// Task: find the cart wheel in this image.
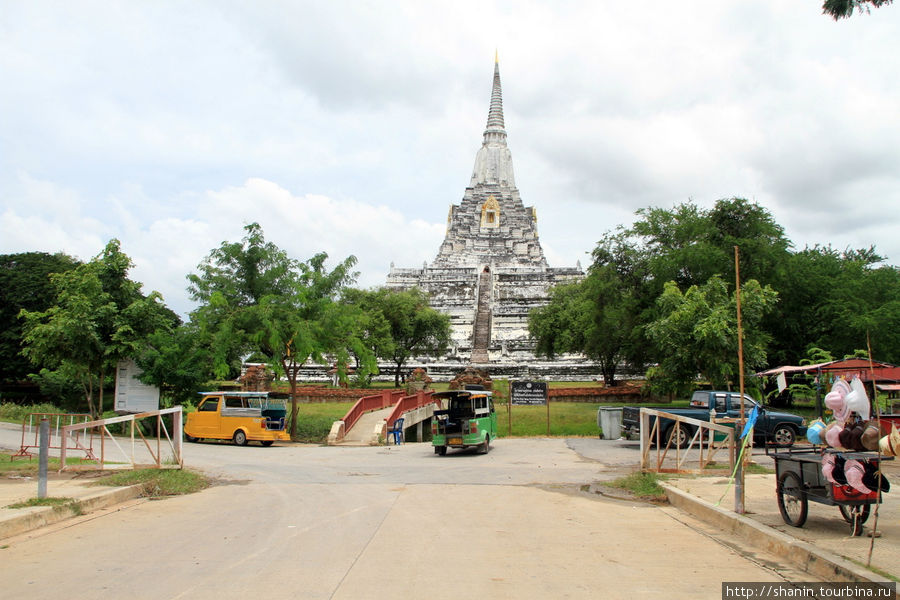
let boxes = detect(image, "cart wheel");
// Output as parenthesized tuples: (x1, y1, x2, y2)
(839, 504, 871, 526)
(777, 471, 808, 527)
(851, 512, 865, 537)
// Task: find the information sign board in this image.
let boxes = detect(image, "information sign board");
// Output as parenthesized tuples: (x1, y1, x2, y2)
(510, 381, 548, 406)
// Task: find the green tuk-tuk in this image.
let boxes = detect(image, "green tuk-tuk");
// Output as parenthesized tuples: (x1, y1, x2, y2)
(431, 389, 497, 455)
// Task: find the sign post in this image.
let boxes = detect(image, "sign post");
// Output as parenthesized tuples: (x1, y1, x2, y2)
(511, 381, 549, 435)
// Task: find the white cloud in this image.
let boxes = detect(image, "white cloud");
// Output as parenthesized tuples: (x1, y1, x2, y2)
(2, 0, 900, 315)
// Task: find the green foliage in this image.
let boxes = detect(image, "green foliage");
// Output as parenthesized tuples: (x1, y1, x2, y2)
(134, 322, 212, 405)
(188, 223, 365, 439)
(823, 0, 893, 19)
(608, 472, 669, 501)
(646, 276, 778, 393)
(0, 252, 79, 384)
(19, 240, 175, 416)
(359, 287, 450, 387)
(772, 246, 900, 364)
(0, 401, 65, 423)
(92, 468, 209, 496)
(7, 497, 76, 509)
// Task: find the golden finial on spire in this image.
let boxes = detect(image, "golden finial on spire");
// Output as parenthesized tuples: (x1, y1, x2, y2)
(495, 49, 499, 64)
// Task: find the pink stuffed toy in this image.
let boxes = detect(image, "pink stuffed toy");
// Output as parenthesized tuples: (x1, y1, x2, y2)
(825, 379, 851, 423)
(824, 421, 846, 450)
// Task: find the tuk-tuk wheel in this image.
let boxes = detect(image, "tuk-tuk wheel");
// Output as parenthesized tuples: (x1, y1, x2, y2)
(435, 445, 447, 456)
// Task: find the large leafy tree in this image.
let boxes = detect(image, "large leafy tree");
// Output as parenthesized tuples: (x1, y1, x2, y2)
(369, 287, 450, 387)
(188, 223, 364, 438)
(0, 252, 79, 385)
(630, 198, 790, 295)
(645, 276, 778, 396)
(20, 241, 173, 416)
(339, 288, 394, 385)
(529, 267, 642, 386)
(771, 246, 900, 365)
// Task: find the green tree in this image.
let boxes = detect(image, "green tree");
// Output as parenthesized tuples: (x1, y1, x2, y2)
(0, 252, 79, 385)
(340, 288, 394, 386)
(188, 224, 363, 438)
(645, 276, 778, 395)
(529, 268, 642, 386)
(250, 252, 362, 437)
(369, 287, 450, 387)
(773, 246, 900, 365)
(20, 241, 173, 416)
(135, 322, 212, 405)
(823, 0, 892, 19)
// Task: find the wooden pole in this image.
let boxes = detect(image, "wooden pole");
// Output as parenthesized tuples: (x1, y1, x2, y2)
(735, 246, 746, 514)
(866, 332, 881, 566)
(546, 397, 551, 437)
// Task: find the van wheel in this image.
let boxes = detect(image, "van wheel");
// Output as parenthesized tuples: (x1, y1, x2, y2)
(233, 430, 248, 446)
(185, 433, 198, 443)
(260, 440, 274, 447)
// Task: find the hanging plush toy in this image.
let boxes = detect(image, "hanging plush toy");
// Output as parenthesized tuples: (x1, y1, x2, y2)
(825, 379, 852, 423)
(806, 419, 826, 445)
(824, 420, 847, 450)
(846, 376, 871, 420)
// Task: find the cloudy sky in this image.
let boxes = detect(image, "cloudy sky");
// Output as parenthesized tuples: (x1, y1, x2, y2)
(2, 1, 899, 317)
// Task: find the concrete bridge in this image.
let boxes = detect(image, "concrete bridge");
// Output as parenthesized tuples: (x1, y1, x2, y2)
(327, 389, 442, 446)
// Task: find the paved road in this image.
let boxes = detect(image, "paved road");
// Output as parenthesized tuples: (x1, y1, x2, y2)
(1, 428, 812, 599)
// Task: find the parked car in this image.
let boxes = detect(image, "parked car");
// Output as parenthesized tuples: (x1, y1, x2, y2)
(431, 389, 497, 455)
(184, 391, 290, 446)
(622, 390, 807, 448)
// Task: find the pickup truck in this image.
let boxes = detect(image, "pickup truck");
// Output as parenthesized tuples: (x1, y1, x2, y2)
(622, 390, 807, 448)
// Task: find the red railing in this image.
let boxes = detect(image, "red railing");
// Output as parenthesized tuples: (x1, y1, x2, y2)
(341, 390, 404, 435)
(384, 390, 440, 432)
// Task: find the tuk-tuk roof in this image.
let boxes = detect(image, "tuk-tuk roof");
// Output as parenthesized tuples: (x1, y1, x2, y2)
(431, 390, 492, 399)
(198, 391, 269, 396)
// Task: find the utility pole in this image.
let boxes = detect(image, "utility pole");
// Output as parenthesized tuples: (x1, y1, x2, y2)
(735, 246, 746, 514)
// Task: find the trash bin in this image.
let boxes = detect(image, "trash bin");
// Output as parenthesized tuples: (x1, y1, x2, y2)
(597, 407, 623, 440)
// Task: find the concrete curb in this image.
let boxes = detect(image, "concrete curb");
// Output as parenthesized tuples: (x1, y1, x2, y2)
(661, 482, 889, 584)
(0, 484, 143, 541)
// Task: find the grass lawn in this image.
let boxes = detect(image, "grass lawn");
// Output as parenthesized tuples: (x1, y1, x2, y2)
(0, 451, 91, 475)
(291, 401, 356, 442)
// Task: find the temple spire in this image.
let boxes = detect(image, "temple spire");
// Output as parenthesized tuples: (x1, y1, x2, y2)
(471, 57, 515, 187)
(484, 56, 506, 141)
